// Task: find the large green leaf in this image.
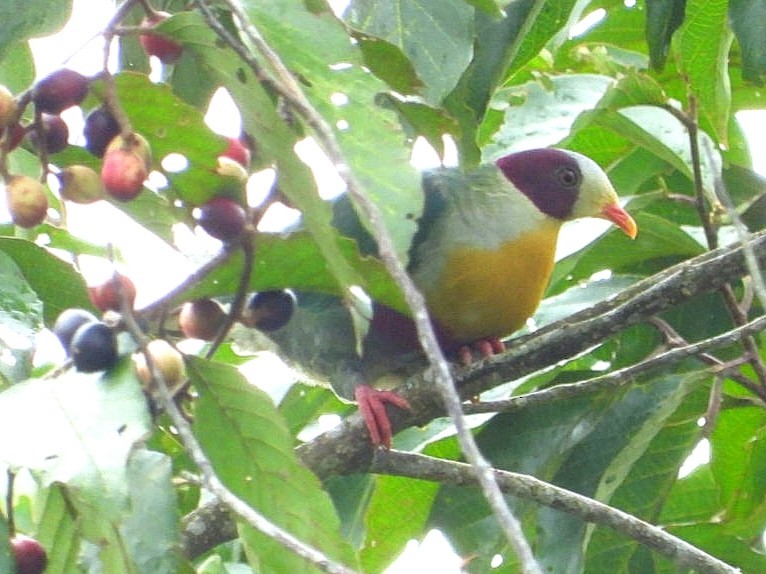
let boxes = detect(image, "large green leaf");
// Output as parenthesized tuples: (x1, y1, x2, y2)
(730, 0, 766, 83)
(345, 0, 474, 104)
(0, 0, 72, 59)
(190, 357, 356, 573)
(645, 0, 687, 70)
(36, 485, 81, 574)
(0, 237, 92, 325)
(675, 0, 732, 144)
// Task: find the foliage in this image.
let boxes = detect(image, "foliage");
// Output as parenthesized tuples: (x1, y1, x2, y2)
(0, 0, 765, 573)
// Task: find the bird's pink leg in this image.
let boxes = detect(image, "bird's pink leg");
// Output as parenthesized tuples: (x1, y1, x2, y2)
(355, 385, 412, 449)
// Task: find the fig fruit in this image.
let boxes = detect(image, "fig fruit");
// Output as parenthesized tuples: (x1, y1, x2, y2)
(134, 339, 186, 388)
(11, 534, 48, 574)
(139, 12, 183, 64)
(197, 196, 247, 243)
(0, 84, 17, 129)
(241, 290, 297, 331)
(29, 113, 69, 154)
(32, 68, 89, 114)
(70, 321, 118, 373)
(5, 175, 48, 228)
(52, 308, 98, 353)
(88, 273, 137, 312)
(57, 165, 105, 204)
(179, 298, 226, 341)
(101, 148, 147, 202)
(84, 107, 120, 157)
(221, 137, 251, 168)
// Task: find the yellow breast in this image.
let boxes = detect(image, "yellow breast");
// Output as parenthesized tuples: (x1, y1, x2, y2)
(421, 220, 561, 343)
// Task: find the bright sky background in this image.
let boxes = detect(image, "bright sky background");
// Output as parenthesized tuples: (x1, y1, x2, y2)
(15, 1, 766, 571)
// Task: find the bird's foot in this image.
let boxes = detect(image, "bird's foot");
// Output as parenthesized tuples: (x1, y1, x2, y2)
(458, 337, 506, 365)
(355, 385, 411, 449)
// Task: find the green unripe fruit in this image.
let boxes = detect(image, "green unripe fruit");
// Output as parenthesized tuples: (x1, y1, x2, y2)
(58, 165, 106, 204)
(5, 175, 48, 228)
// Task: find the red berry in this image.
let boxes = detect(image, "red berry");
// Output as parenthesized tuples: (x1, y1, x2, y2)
(29, 113, 69, 154)
(84, 107, 120, 157)
(139, 12, 183, 64)
(197, 196, 247, 243)
(241, 290, 297, 331)
(88, 273, 137, 312)
(101, 148, 148, 202)
(32, 69, 89, 114)
(179, 298, 227, 340)
(4, 123, 25, 151)
(5, 175, 48, 228)
(11, 535, 48, 574)
(221, 137, 251, 168)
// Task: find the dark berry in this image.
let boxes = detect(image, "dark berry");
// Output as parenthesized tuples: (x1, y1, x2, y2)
(241, 290, 296, 331)
(29, 113, 69, 154)
(83, 107, 120, 157)
(197, 196, 247, 243)
(52, 308, 98, 354)
(5, 175, 48, 228)
(70, 321, 118, 372)
(139, 12, 184, 64)
(179, 298, 227, 341)
(88, 273, 137, 312)
(11, 535, 48, 574)
(32, 69, 89, 114)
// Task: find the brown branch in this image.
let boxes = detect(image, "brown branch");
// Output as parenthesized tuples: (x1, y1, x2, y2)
(181, 228, 766, 560)
(370, 451, 739, 574)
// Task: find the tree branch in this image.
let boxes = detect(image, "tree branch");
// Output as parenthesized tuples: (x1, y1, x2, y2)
(181, 229, 766, 560)
(370, 450, 739, 574)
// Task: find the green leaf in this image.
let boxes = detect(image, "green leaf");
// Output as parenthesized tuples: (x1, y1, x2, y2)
(360, 475, 440, 572)
(0, 517, 11, 574)
(190, 357, 356, 573)
(484, 74, 615, 159)
(675, 0, 732, 143)
(37, 485, 82, 574)
(0, 0, 72, 59)
(0, 237, 92, 325)
(345, 0, 475, 104)
(0, 249, 43, 383)
(645, 0, 687, 70)
(0, 360, 152, 529)
(730, 0, 766, 84)
(0, 42, 34, 93)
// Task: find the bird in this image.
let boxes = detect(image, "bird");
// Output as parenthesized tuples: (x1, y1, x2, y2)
(265, 148, 637, 448)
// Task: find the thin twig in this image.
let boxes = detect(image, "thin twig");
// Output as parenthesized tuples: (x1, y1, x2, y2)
(371, 451, 739, 574)
(120, 311, 359, 574)
(210, 1, 542, 570)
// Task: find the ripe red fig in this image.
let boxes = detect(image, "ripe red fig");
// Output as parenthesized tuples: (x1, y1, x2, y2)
(179, 298, 227, 341)
(134, 339, 186, 388)
(197, 196, 247, 243)
(57, 165, 105, 204)
(11, 534, 48, 574)
(139, 12, 183, 64)
(88, 273, 137, 312)
(241, 290, 297, 331)
(84, 107, 120, 157)
(29, 113, 69, 154)
(105, 133, 152, 168)
(0, 84, 17, 129)
(101, 148, 148, 202)
(3, 123, 25, 151)
(221, 137, 251, 168)
(32, 68, 89, 114)
(5, 175, 48, 228)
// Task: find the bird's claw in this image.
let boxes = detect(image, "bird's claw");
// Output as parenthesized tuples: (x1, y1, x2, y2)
(355, 385, 411, 449)
(458, 337, 506, 365)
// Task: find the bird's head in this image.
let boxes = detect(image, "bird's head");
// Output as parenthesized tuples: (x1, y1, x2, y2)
(495, 148, 637, 238)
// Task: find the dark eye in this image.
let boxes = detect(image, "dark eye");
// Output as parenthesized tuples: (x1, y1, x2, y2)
(556, 166, 579, 187)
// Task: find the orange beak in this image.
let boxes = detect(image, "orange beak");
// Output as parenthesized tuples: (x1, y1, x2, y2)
(601, 203, 637, 239)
